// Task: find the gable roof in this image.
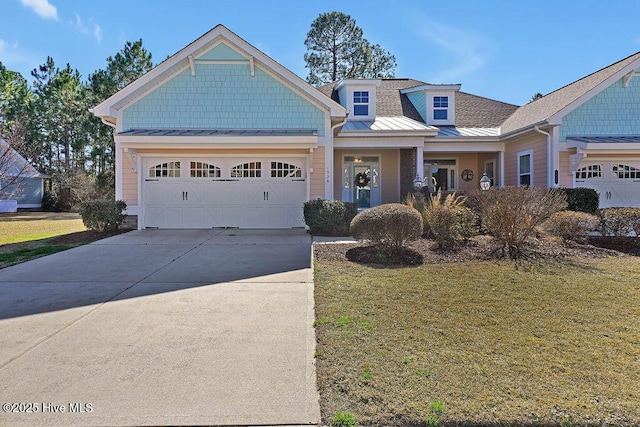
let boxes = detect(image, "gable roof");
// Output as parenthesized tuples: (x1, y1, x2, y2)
(319, 79, 518, 128)
(0, 139, 45, 178)
(91, 25, 346, 122)
(501, 51, 640, 135)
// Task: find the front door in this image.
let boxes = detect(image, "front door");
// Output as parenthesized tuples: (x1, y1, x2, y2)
(342, 156, 381, 208)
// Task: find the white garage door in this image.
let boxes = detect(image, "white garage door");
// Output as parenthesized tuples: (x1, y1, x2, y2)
(143, 158, 307, 228)
(574, 161, 640, 208)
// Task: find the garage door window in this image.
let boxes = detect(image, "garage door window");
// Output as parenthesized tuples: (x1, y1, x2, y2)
(271, 161, 302, 178)
(613, 164, 640, 179)
(190, 161, 221, 178)
(149, 161, 180, 178)
(575, 164, 602, 179)
(231, 162, 261, 178)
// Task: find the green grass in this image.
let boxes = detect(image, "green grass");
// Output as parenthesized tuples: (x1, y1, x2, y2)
(0, 245, 74, 263)
(0, 212, 85, 244)
(314, 257, 640, 426)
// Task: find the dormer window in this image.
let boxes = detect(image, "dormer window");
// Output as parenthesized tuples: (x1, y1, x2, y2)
(433, 96, 448, 120)
(334, 79, 380, 121)
(353, 91, 369, 116)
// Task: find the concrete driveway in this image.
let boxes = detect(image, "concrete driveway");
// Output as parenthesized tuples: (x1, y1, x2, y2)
(0, 229, 319, 426)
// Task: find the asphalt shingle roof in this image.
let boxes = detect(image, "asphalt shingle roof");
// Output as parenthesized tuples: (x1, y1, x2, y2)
(318, 79, 518, 129)
(500, 51, 640, 134)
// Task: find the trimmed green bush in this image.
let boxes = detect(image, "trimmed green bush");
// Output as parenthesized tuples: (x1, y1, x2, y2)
(598, 207, 640, 237)
(303, 199, 357, 235)
(41, 190, 60, 212)
(560, 187, 599, 214)
(350, 203, 422, 250)
(543, 211, 599, 242)
(79, 199, 127, 231)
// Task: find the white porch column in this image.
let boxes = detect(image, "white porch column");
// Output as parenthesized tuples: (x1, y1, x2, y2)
(416, 145, 424, 180)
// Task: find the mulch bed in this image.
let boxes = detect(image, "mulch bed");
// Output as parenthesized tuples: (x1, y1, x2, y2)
(47, 228, 133, 245)
(314, 234, 631, 265)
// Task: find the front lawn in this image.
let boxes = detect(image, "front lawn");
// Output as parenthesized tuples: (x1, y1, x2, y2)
(314, 256, 640, 426)
(0, 212, 86, 244)
(0, 212, 129, 268)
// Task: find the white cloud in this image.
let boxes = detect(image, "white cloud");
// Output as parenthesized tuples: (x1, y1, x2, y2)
(93, 24, 103, 43)
(20, 0, 58, 21)
(413, 18, 495, 83)
(70, 13, 102, 43)
(0, 39, 40, 78)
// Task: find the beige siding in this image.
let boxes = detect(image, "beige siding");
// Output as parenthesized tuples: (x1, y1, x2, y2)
(121, 152, 138, 206)
(504, 133, 547, 187)
(477, 152, 500, 187)
(334, 149, 400, 203)
(310, 146, 325, 199)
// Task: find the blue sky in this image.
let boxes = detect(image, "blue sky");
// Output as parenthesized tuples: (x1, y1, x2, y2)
(2, 0, 640, 105)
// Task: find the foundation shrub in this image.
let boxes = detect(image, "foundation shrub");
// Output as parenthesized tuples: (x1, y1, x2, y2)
(543, 211, 599, 242)
(421, 191, 478, 249)
(475, 187, 567, 258)
(598, 207, 640, 237)
(79, 199, 127, 232)
(303, 199, 357, 235)
(561, 187, 600, 214)
(350, 203, 422, 251)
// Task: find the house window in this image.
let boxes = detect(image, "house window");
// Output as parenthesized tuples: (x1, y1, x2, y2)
(271, 161, 302, 178)
(433, 96, 448, 120)
(575, 164, 602, 180)
(518, 151, 532, 186)
(353, 91, 369, 116)
(613, 164, 640, 179)
(149, 161, 180, 178)
(190, 161, 221, 178)
(231, 162, 261, 178)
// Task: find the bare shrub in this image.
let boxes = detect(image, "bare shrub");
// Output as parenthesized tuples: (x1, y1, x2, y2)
(475, 187, 567, 258)
(350, 203, 422, 251)
(543, 211, 599, 242)
(598, 207, 640, 237)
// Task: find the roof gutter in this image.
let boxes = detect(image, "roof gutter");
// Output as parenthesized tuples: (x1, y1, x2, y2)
(533, 125, 554, 188)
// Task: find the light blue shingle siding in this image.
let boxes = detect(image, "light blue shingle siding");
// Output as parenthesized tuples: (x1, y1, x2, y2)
(122, 64, 325, 135)
(406, 91, 426, 122)
(560, 77, 640, 141)
(0, 177, 43, 206)
(199, 43, 247, 60)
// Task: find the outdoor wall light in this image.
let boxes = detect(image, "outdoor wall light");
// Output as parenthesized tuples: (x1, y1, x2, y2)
(413, 175, 423, 190)
(479, 173, 491, 191)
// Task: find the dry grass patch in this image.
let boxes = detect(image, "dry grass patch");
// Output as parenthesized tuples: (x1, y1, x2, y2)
(314, 258, 640, 426)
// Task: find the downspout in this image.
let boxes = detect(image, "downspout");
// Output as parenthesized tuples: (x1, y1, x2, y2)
(329, 114, 348, 201)
(533, 125, 552, 188)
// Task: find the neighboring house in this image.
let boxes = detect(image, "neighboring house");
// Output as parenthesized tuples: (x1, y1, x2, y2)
(0, 139, 46, 212)
(91, 25, 640, 229)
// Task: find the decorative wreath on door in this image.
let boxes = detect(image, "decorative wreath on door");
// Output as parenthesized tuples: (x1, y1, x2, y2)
(354, 172, 370, 188)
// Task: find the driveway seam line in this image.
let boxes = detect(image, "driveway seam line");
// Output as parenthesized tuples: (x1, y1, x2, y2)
(0, 233, 224, 370)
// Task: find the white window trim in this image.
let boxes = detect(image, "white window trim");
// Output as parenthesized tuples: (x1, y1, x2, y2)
(517, 150, 533, 187)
